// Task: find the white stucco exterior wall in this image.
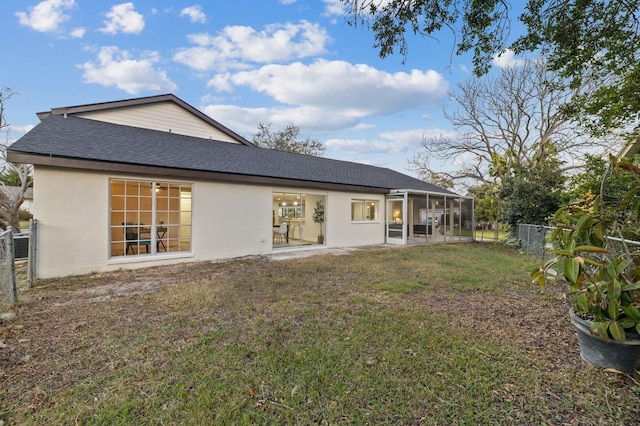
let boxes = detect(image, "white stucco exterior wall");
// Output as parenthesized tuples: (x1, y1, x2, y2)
(32, 168, 390, 279)
(325, 192, 386, 248)
(34, 167, 112, 278)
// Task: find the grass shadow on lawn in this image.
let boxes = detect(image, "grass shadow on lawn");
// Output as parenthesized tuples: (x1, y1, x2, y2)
(1, 242, 639, 424)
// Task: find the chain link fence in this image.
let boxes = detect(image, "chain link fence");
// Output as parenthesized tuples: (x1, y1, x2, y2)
(516, 223, 640, 262)
(516, 224, 553, 260)
(0, 227, 17, 309)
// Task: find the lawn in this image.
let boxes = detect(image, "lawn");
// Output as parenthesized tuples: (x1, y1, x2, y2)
(1, 243, 639, 424)
(474, 228, 508, 242)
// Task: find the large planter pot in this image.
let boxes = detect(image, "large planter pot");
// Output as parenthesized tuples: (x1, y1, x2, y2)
(569, 309, 640, 376)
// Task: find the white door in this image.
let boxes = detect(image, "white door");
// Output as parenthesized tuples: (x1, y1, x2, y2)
(386, 195, 406, 244)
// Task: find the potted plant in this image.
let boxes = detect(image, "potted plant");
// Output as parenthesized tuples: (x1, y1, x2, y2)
(313, 200, 325, 244)
(532, 156, 640, 376)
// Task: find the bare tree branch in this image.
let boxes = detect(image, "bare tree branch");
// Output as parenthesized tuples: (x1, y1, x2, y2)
(0, 86, 32, 231)
(411, 59, 617, 189)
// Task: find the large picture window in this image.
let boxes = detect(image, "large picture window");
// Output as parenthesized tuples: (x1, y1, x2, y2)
(110, 179, 192, 257)
(351, 200, 379, 221)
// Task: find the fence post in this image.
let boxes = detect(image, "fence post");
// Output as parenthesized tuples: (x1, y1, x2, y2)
(7, 226, 17, 304)
(27, 218, 36, 288)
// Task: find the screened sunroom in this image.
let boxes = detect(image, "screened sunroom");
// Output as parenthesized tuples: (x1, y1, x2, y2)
(386, 190, 475, 245)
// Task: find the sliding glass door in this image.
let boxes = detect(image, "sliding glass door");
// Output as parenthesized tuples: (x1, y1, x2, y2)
(272, 192, 326, 248)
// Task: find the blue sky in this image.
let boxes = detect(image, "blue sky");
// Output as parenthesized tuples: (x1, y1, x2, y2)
(2, 0, 521, 178)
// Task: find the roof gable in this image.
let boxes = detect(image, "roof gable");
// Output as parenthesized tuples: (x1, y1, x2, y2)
(35, 94, 253, 146)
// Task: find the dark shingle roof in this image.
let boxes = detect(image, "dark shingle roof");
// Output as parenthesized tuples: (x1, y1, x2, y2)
(8, 114, 457, 195)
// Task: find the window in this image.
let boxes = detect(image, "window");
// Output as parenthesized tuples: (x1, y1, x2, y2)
(110, 179, 192, 257)
(351, 200, 379, 221)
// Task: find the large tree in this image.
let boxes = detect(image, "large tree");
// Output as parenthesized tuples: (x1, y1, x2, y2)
(343, 0, 640, 132)
(408, 59, 610, 189)
(499, 159, 565, 229)
(252, 122, 326, 157)
(0, 87, 32, 232)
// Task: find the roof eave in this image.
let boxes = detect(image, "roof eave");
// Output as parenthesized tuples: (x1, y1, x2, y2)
(6, 151, 391, 195)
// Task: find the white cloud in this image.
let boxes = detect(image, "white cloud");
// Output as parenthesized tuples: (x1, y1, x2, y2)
(100, 3, 145, 35)
(180, 5, 206, 23)
(70, 27, 86, 38)
(326, 128, 457, 155)
(15, 0, 75, 33)
(322, 0, 347, 16)
(201, 60, 448, 142)
(173, 20, 330, 71)
(208, 59, 448, 116)
(6, 125, 36, 144)
(492, 49, 526, 68)
(79, 46, 177, 94)
(202, 103, 361, 137)
(452, 150, 478, 168)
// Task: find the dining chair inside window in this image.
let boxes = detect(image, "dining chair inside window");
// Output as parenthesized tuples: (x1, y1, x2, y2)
(123, 222, 151, 254)
(156, 226, 167, 252)
(274, 223, 287, 243)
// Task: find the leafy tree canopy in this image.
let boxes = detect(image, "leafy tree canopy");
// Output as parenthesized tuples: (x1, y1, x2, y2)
(499, 159, 565, 228)
(0, 167, 32, 187)
(562, 153, 640, 239)
(467, 183, 500, 223)
(343, 0, 640, 131)
(252, 123, 326, 157)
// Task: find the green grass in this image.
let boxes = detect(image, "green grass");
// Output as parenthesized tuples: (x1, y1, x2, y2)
(2, 243, 639, 425)
(474, 228, 508, 241)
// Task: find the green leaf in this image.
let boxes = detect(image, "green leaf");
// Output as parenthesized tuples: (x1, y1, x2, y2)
(563, 257, 580, 284)
(575, 214, 592, 234)
(608, 322, 626, 342)
(614, 259, 633, 275)
(622, 304, 640, 321)
(530, 267, 547, 286)
(619, 317, 636, 329)
(574, 245, 609, 253)
(593, 222, 605, 241)
(575, 294, 589, 314)
(591, 321, 610, 341)
(622, 281, 640, 292)
(582, 258, 604, 268)
(607, 298, 620, 320)
(632, 197, 640, 220)
(606, 279, 622, 302)
(618, 187, 639, 210)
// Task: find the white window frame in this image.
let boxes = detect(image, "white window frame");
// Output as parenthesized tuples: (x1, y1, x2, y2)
(109, 178, 192, 258)
(351, 199, 380, 222)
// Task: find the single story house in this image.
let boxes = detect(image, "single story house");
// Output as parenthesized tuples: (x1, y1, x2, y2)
(7, 94, 474, 278)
